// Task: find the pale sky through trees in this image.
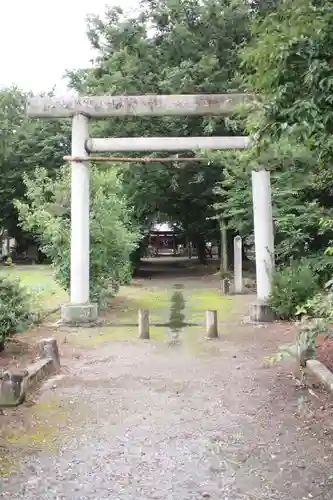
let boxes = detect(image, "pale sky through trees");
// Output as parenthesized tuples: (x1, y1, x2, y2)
(0, 0, 136, 94)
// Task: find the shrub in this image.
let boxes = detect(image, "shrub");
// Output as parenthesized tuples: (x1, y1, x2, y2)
(169, 291, 186, 331)
(268, 261, 319, 320)
(15, 166, 140, 306)
(0, 275, 32, 349)
(296, 291, 333, 319)
(305, 253, 333, 287)
(266, 317, 333, 369)
(295, 276, 333, 319)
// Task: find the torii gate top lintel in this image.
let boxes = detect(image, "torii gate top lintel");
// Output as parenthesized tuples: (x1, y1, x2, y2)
(26, 93, 254, 119)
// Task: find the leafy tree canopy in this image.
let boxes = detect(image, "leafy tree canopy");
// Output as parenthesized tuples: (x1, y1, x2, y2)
(213, 0, 333, 277)
(0, 86, 71, 242)
(67, 0, 252, 259)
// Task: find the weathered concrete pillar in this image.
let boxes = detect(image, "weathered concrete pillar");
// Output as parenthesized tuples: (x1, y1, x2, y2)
(250, 170, 275, 322)
(39, 338, 61, 372)
(139, 309, 150, 339)
(0, 371, 26, 406)
(61, 114, 98, 324)
(219, 218, 229, 295)
(206, 310, 218, 339)
(220, 218, 228, 273)
(233, 235, 243, 294)
(70, 114, 90, 304)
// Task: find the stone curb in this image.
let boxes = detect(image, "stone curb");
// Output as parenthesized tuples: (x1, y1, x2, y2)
(0, 338, 60, 407)
(306, 359, 333, 394)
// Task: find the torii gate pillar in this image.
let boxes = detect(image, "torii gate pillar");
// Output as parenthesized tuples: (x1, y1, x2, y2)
(249, 170, 275, 322)
(61, 114, 98, 324)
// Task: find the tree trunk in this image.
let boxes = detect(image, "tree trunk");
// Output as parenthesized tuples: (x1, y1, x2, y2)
(196, 235, 206, 265)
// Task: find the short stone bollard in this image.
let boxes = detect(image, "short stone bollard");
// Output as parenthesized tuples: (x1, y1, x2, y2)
(39, 338, 60, 372)
(206, 310, 218, 339)
(138, 309, 150, 339)
(0, 370, 27, 406)
(220, 278, 230, 295)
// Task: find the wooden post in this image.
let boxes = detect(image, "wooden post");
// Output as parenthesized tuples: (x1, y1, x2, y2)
(206, 310, 218, 339)
(233, 235, 243, 294)
(139, 309, 150, 339)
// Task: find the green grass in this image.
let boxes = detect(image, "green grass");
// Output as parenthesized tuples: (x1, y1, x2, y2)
(187, 289, 233, 323)
(118, 287, 170, 310)
(0, 264, 67, 312)
(67, 287, 236, 348)
(0, 266, 239, 349)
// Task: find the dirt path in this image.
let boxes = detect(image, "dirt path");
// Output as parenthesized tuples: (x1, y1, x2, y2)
(1, 259, 333, 499)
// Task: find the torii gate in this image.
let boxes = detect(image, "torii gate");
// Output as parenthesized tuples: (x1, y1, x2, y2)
(27, 94, 274, 324)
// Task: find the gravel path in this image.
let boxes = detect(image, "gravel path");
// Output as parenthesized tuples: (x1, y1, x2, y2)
(2, 269, 333, 499)
(2, 329, 333, 499)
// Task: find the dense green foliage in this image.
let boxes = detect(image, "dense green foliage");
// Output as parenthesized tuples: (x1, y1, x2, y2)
(213, 0, 333, 271)
(298, 291, 333, 320)
(268, 262, 319, 320)
(67, 0, 252, 261)
(169, 290, 186, 333)
(0, 275, 33, 349)
(0, 87, 70, 245)
(16, 166, 140, 305)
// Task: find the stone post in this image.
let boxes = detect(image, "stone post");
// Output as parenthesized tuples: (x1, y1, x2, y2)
(250, 170, 275, 322)
(220, 278, 230, 295)
(219, 218, 229, 294)
(139, 309, 150, 339)
(233, 235, 243, 294)
(206, 310, 218, 339)
(39, 338, 61, 372)
(0, 371, 26, 406)
(61, 114, 98, 324)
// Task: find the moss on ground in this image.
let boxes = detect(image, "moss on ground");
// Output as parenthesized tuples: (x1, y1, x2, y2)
(187, 290, 233, 324)
(0, 451, 16, 477)
(118, 289, 170, 313)
(188, 289, 232, 310)
(66, 288, 237, 349)
(5, 397, 66, 451)
(0, 397, 71, 476)
(1, 265, 67, 311)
